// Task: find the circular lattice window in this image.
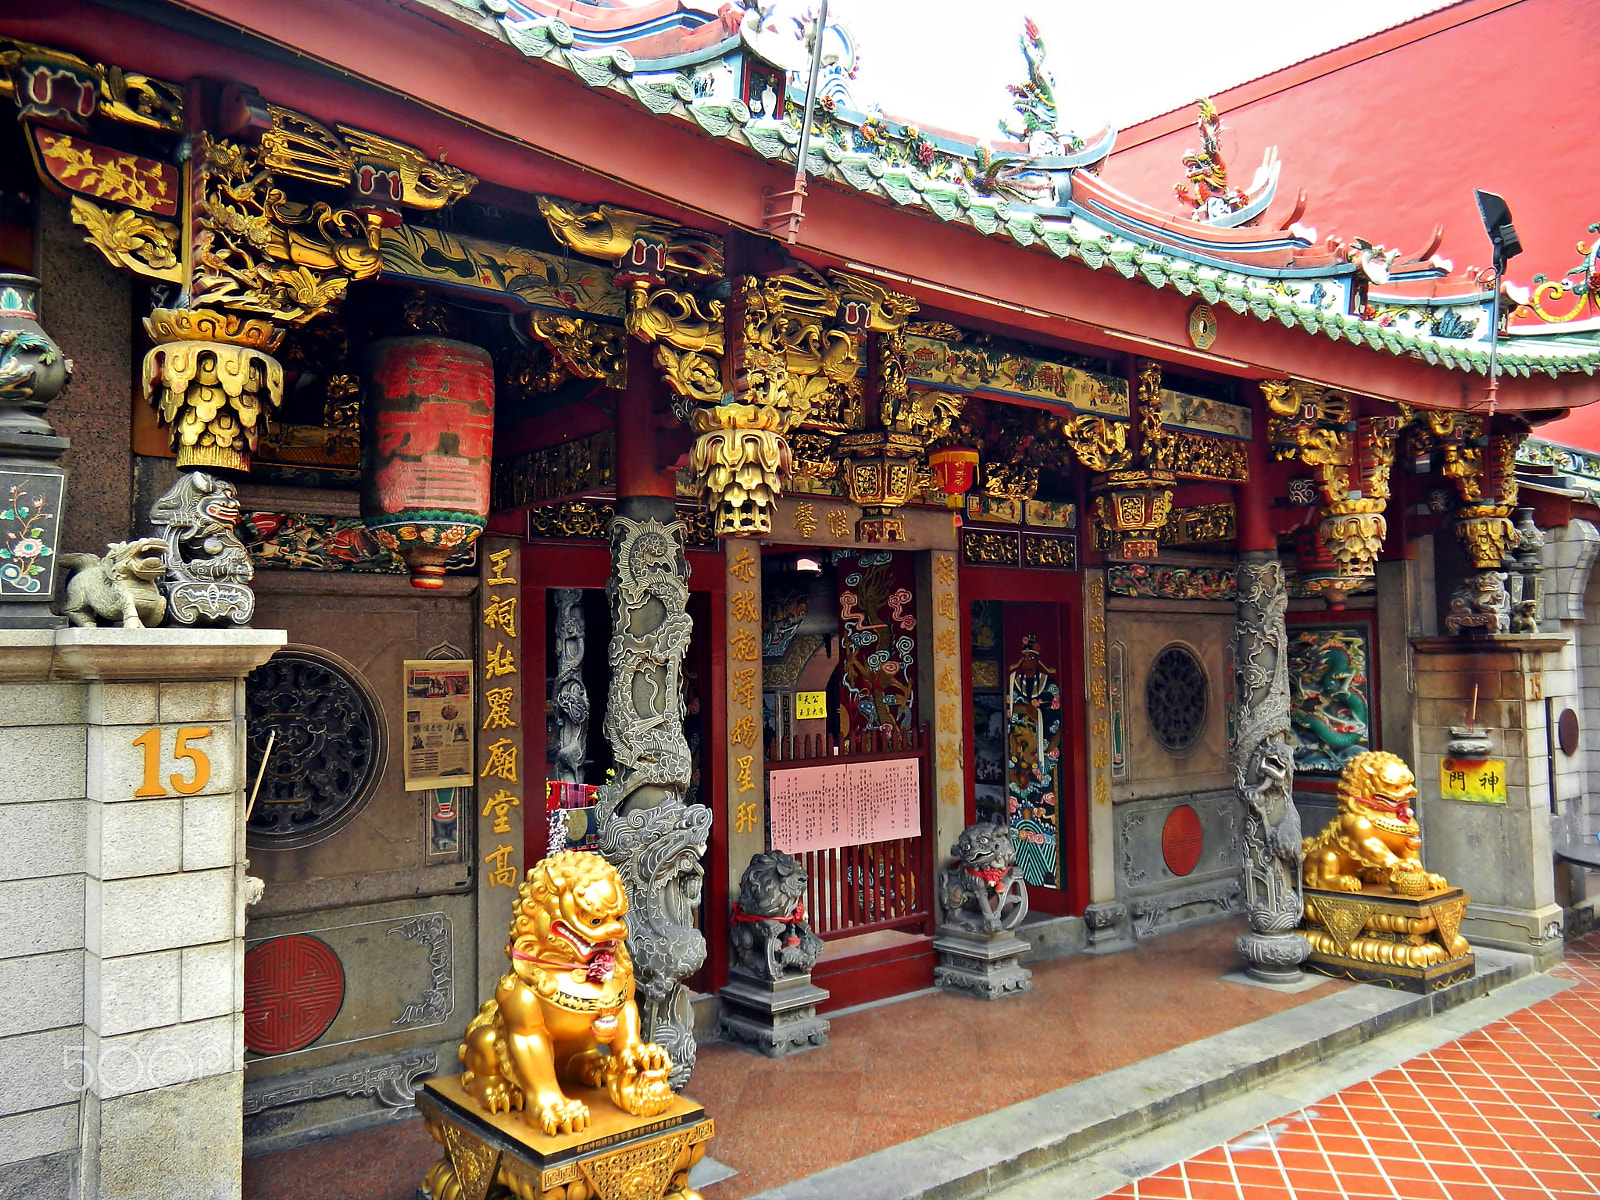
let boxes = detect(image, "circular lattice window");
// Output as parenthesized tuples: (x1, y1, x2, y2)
(245, 647, 386, 849)
(1145, 643, 1208, 754)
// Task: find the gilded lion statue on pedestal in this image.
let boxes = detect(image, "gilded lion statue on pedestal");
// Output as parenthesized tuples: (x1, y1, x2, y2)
(1302, 751, 1448, 897)
(459, 850, 675, 1135)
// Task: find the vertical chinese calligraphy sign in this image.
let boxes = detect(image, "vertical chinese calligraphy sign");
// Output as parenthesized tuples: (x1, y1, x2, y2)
(476, 535, 525, 1000)
(725, 540, 765, 896)
(1083, 568, 1118, 905)
(926, 550, 965, 861)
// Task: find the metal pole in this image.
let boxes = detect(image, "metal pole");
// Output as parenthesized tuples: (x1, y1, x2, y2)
(786, 0, 830, 240)
(1487, 256, 1502, 417)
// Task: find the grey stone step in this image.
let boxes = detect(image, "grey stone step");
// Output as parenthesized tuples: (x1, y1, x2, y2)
(744, 946, 1538, 1200)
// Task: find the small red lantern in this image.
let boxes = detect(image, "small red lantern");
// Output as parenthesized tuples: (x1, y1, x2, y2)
(928, 447, 979, 509)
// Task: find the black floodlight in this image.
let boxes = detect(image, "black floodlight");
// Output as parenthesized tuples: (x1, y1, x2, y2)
(1474, 189, 1523, 269)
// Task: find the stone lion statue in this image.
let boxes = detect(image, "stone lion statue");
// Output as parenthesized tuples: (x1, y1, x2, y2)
(1302, 751, 1448, 896)
(458, 851, 675, 1135)
(938, 821, 1029, 933)
(59, 539, 168, 629)
(730, 851, 823, 982)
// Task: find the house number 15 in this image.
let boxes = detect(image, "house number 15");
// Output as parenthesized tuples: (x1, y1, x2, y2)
(131, 727, 214, 798)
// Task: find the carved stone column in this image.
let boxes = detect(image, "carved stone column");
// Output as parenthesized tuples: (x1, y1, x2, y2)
(595, 503, 711, 1089)
(1233, 552, 1309, 982)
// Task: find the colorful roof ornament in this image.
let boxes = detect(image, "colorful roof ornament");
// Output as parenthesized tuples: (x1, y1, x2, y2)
(998, 17, 1116, 172)
(1513, 222, 1600, 330)
(1173, 98, 1280, 228)
(437, 0, 1600, 379)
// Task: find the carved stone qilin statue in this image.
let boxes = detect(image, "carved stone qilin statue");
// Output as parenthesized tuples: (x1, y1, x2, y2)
(457, 852, 674, 1136)
(933, 822, 1033, 999)
(719, 851, 831, 1056)
(729, 851, 824, 982)
(1232, 553, 1309, 983)
(937, 821, 1030, 934)
(149, 470, 255, 626)
(1298, 752, 1472, 990)
(596, 514, 712, 1089)
(1445, 569, 1511, 636)
(59, 539, 168, 629)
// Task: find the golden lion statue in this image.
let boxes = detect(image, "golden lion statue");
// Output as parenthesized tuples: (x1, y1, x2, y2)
(459, 851, 675, 1135)
(1302, 751, 1448, 896)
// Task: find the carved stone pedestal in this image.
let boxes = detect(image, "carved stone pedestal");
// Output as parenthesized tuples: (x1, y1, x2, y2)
(417, 1075, 713, 1200)
(1301, 885, 1475, 994)
(932, 926, 1033, 1000)
(717, 969, 831, 1057)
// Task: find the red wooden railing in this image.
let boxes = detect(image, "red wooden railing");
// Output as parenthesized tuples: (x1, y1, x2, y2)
(765, 723, 934, 940)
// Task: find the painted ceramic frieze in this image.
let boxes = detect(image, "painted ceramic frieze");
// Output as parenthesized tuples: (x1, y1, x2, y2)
(1287, 623, 1374, 774)
(1107, 563, 1237, 601)
(906, 335, 1129, 417)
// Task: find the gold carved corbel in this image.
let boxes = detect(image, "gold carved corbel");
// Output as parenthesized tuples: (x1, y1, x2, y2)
(529, 314, 627, 390)
(1263, 379, 1399, 605)
(1059, 411, 1132, 472)
(69, 196, 181, 281)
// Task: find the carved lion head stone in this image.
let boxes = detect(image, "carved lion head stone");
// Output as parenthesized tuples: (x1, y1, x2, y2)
(736, 850, 807, 918)
(951, 821, 1016, 873)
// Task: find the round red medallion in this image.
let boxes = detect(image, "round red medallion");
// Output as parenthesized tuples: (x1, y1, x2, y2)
(244, 935, 345, 1055)
(1161, 805, 1204, 877)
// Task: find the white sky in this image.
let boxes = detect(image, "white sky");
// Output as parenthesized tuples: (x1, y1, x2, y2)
(827, 0, 1453, 135)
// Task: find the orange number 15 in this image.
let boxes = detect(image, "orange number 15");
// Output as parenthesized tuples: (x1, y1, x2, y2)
(132, 727, 214, 798)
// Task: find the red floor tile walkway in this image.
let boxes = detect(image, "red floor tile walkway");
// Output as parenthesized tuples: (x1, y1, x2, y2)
(1103, 932, 1600, 1200)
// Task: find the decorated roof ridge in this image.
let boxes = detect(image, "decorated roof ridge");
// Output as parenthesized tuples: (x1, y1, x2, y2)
(439, 0, 1600, 378)
(1517, 432, 1600, 504)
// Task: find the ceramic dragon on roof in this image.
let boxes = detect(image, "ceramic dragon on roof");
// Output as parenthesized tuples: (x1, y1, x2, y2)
(1173, 98, 1281, 228)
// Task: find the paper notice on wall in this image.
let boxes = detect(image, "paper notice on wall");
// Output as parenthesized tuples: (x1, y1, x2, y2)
(402, 659, 475, 791)
(768, 757, 921, 854)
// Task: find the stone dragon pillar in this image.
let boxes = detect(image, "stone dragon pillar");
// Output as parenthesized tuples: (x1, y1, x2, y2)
(1232, 553, 1309, 981)
(1233, 383, 1307, 982)
(595, 508, 711, 1089)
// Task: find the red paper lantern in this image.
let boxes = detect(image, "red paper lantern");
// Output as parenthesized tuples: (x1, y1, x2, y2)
(928, 447, 979, 508)
(361, 337, 495, 589)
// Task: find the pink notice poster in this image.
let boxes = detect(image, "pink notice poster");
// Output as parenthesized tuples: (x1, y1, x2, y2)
(768, 758, 921, 854)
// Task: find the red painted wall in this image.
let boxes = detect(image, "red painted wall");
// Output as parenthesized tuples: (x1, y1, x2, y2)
(1104, 0, 1600, 443)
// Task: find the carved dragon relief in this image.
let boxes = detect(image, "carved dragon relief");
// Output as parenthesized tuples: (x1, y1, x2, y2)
(1233, 553, 1309, 976)
(595, 516, 711, 1088)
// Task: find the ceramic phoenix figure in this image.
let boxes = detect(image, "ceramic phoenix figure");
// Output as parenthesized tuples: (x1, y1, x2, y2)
(458, 850, 675, 1135)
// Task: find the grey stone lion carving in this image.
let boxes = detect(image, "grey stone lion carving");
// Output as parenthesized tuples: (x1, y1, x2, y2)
(59, 538, 168, 628)
(730, 851, 824, 982)
(1445, 570, 1511, 636)
(938, 821, 1029, 933)
(149, 470, 254, 626)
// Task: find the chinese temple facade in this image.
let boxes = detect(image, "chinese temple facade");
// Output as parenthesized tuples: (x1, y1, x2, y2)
(3, 0, 1600, 1195)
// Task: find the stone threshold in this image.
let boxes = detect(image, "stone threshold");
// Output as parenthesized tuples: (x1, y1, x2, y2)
(743, 945, 1536, 1200)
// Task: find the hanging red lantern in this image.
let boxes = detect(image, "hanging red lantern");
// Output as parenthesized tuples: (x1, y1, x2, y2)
(928, 447, 979, 508)
(361, 337, 495, 589)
